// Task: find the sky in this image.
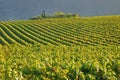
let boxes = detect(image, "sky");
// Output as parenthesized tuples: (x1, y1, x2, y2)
(0, 0, 120, 20)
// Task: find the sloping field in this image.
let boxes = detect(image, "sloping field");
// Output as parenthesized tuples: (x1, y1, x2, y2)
(0, 16, 120, 80)
(0, 16, 120, 46)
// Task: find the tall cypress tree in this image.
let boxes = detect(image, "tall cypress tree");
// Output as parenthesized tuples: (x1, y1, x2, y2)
(41, 10, 46, 18)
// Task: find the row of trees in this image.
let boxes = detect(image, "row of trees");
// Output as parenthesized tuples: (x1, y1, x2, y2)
(29, 11, 79, 20)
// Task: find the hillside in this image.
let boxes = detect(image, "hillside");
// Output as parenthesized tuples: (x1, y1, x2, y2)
(0, 16, 120, 46)
(0, 16, 120, 79)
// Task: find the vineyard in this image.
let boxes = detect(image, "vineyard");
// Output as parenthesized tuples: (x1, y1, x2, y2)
(0, 16, 120, 80)
(0, 16, 120, 46)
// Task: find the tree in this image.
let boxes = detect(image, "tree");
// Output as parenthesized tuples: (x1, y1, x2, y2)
(54, 11, 65, 17)
(41, 10, 46, 18)
(29, 11, 79, 20)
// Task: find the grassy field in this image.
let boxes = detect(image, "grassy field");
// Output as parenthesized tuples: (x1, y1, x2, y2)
(0, 16, 120, 79)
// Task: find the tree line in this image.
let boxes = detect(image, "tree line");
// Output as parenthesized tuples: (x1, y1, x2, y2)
(29, 11, 79, 20)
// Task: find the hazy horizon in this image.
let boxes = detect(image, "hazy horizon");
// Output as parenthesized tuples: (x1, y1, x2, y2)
(0, 0, 120, 20)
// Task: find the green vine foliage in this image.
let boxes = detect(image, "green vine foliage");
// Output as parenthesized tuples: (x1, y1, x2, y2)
(0, 44, 120, 80)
